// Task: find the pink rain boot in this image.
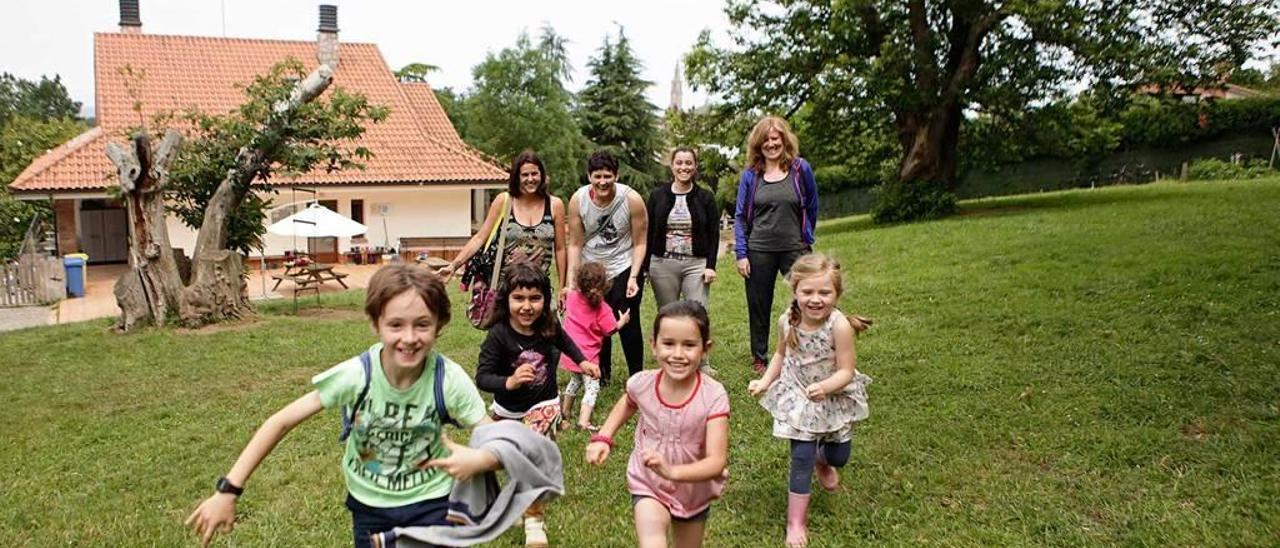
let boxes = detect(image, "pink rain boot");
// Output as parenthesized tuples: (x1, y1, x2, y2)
(815, 454, 840, 492)
(785, 492, 810, 547)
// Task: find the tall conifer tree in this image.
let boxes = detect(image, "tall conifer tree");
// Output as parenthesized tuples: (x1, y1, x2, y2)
(464, 27, 586, 197)
(578, 28, 661, 191)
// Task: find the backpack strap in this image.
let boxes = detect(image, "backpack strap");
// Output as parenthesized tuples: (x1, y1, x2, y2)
(433, 353, 459, 427)
(339, 350, 374, 442)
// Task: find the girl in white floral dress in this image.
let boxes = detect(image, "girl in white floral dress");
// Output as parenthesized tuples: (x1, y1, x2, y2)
(748, 253, 872, 547)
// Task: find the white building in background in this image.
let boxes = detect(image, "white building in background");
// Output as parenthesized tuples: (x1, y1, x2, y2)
(10, 1, 506, 265)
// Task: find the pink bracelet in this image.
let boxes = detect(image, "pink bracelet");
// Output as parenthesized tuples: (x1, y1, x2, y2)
(589, 434, 615, 448)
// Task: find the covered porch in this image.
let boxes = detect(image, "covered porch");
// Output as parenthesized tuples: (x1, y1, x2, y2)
(50, 262, 395, 325)
(38, 184, 497, 266)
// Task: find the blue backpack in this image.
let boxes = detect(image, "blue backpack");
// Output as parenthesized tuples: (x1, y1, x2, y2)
(339, 351, 459, 442)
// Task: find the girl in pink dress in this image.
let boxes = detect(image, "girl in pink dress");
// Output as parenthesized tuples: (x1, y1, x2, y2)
(586, 300, 730, 548)
(561, 261, 631, 430)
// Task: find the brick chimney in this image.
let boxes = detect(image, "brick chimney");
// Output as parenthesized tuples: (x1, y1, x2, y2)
(119, 0, 142, 34)
(317, 4, 339, 69)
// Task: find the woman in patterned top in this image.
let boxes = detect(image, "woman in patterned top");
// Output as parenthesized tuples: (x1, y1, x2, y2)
(441, 150, 568, 293)
(645, 147, 720, 311)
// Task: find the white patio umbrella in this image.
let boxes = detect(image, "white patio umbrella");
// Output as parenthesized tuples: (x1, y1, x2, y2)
(258, 203, 367, 300)
(266, 203, 368, 238)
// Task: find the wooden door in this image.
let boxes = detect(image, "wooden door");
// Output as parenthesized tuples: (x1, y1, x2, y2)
(102, 209, 129, 262)
(81, 210, 104, 260)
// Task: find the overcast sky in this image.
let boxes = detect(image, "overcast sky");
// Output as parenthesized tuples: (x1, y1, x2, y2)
(1, 0, 731, 118)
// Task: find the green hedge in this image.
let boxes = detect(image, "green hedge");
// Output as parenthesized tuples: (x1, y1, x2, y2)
(1120, 95, 1280, 148)
(1186, 158, 1278, 180)
(813, 163, 881, 193)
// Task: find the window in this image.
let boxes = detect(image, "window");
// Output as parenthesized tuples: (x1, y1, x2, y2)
(351, 199, 364, 225)
(270, 203, 299, 224)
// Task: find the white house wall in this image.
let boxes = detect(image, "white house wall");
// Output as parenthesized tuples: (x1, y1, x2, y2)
(164, 186, 482, 257)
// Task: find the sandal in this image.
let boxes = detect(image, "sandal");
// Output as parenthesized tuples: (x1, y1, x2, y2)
(576, 423, 599, 432)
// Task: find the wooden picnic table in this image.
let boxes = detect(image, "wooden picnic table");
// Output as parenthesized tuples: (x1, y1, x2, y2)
(270, 263, 349, 292)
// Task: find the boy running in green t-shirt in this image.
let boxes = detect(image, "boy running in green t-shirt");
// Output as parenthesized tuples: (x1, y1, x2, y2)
(187, 265, 498, 547)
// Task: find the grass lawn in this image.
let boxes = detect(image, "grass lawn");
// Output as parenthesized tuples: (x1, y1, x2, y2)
(2, 178, 1278, 546)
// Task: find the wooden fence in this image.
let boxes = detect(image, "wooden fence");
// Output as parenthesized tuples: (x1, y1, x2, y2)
(1, 255, 64, 307)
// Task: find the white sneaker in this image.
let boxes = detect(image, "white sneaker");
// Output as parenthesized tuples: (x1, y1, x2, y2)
(524, 516, 549, 548)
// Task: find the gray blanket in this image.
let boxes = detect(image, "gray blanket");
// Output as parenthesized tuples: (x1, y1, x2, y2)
(377, 421, 564, 547)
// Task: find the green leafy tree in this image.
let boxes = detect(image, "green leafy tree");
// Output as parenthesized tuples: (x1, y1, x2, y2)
(0, 73, 86, 259)
(1229, 62, 1280, 91)
(0, 73, 81, 126)
(792, 101, 898, 192)
(394, 62, 440, 83)
(578, 28, 662, 192)
(961, 93, 1123, 171)
(687, 0, 1280, 221)
(661, 105, 750, 213)
(433, 86, 468, 139)
(106, 58, 387, 330)
(463, 27, 586, 197)
(162, 58, 389, 255)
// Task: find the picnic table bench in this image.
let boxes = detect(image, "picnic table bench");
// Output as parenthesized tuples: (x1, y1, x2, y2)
(271, 264, 350, 292)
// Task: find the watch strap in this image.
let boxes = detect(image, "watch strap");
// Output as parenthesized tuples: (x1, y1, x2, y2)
(215, 476, 244, 496)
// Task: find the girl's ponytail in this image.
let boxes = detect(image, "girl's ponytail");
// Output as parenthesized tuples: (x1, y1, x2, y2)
(576, 261, 609, 308)
(846, 313, 872, 335)
(786, 299, 803, 354)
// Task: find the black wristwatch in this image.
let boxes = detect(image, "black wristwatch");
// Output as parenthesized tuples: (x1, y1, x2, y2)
(215, 476, 244, 497)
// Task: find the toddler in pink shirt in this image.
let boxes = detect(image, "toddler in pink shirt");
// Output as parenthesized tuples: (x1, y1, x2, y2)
(561, 262, 630, 430)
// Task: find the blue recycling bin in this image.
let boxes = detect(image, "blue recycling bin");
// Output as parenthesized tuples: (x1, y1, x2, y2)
(64, 256, 86, 298)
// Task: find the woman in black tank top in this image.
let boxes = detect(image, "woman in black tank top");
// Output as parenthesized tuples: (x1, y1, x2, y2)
(442, 150, 569, 293)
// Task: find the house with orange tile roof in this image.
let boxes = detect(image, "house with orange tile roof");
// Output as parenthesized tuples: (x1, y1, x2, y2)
(8, 2, 506, 265)
(1137, 82, 1265, 102)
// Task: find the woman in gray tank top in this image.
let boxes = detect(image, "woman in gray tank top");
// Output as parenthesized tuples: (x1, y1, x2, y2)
(567, 150, 648, 383)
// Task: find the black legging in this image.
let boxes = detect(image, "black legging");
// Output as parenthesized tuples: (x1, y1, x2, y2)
(788, 439, 851, 494)
(599, 271, 645, 382)
(746, 249, 805, 361)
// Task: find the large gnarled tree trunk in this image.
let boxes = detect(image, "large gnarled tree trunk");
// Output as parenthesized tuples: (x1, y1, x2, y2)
(895, 1, 1003, 190)
(108, 65, 334, 330)
(896, 102, 963, 188)
(108, 131, 185, 330)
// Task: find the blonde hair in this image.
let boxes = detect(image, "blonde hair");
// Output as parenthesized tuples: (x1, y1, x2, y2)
(745, 115, 800, 173)
(785, 253, 870, 353)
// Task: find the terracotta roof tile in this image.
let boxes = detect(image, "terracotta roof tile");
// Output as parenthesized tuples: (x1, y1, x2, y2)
(399, 82, 466, 149)
(9, 127, 113, 193)
(11, 32, 504, 194)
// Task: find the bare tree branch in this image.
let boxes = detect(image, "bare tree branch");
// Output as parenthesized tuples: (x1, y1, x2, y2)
(191, 64, 334, 259)
(942, 4, 1009, 105)
(149, 129, 182, 191)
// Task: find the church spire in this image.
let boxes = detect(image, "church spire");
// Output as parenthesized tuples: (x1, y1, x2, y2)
(669, 62, 684, 112)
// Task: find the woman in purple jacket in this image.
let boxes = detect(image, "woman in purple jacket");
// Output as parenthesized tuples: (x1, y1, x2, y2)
(733, 115, 819, 373)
